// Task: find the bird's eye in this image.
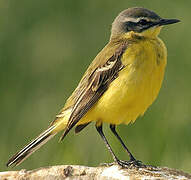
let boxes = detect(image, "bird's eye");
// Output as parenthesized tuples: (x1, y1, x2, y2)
(138, 19, 148, 25)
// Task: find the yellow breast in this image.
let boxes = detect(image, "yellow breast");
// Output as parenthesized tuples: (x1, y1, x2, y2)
(78, 37, 167, 125)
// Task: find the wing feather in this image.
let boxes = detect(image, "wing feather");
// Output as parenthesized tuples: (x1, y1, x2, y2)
(60, 43, 128, 140)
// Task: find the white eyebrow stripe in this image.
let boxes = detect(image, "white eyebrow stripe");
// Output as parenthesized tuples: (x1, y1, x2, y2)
(122, 17, 151, 23)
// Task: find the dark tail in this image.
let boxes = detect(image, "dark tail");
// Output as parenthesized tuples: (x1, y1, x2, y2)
(6, 125, 57, 167)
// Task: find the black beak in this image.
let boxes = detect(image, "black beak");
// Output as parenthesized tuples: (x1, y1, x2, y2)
(158, 18, 180, 26)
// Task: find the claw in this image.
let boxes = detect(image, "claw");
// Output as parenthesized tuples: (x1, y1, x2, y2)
(116, 159, 147, 168)
(99, 162, 116, 167)
(100, 159, 158, 170)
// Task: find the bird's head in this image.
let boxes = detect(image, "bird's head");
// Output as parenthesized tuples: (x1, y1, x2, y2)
(111, 7, 180, 40)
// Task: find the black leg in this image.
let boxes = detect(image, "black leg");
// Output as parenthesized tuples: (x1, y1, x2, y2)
(96, 123, 145, 168)
(110, 124, 136, 161)
(109, 124, 146, 168)
(96, 124, 119, 163)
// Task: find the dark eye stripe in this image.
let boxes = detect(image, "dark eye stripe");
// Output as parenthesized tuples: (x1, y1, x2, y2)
(138, 19, 149, 25)
(124, 19, 156, 33)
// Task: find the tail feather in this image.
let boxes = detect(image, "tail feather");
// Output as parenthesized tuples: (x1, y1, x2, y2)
(6, 125, 57, 167)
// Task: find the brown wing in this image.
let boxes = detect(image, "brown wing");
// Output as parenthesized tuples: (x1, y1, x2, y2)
(60, 43, 128, 140)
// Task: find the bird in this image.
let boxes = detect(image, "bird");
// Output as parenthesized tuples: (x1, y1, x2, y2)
(7, 7, 180, 168)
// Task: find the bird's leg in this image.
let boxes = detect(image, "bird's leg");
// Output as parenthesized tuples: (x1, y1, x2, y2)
(96, 124, 119, 163)
(109, 124, 145, 167)
(96, 123, 145, 168)
(110, 124, 135, 161)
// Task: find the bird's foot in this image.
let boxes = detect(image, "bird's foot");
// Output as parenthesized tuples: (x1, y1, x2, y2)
(99, 162, 116, 167)
(116, 159, 146, 168)
(100, 159, 157, 170)
(100, 159, 145, 168)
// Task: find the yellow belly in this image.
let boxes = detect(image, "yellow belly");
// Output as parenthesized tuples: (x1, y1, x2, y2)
(78, 37, 167, 125)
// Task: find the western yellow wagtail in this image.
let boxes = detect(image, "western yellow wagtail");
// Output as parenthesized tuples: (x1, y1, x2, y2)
(7, 7, 180, 167)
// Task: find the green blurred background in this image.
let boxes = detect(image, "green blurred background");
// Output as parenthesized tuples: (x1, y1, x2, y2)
(1, 0, 191, 173)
